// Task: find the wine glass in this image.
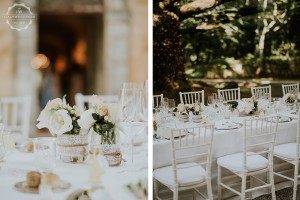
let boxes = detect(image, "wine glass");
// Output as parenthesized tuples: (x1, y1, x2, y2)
(119, 82, 147, 164)
(168, 99, 176, 113)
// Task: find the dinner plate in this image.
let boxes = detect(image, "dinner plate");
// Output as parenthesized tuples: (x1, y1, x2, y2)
(266, 116, 293, 123)
(14, 180, 71, 193)
(277, 116, 292, 123)
(215, 122, 242, 130)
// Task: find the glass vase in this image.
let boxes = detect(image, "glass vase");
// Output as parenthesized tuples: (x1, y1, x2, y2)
(90, 129, 122, 167)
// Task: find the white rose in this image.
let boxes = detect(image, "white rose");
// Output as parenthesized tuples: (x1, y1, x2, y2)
(177, 104, 185, 112)
(49, 110, 73, 136)
(36, 109, 52, 129)
(89, 95, 104, 109)
(37, 98, 63, 129)
(78, 109, 96, 130)
(194, 104, 201, 112)
(106, 103, 119, 123)
(257, 99, 269, 111)
(282, 93, 289, 102)
(45, 98, 63, 110)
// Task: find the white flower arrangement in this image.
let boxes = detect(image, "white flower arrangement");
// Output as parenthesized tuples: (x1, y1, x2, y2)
(78, 95, 116, 144)
(177, 101, 204, 115)
(177, 103, 187, 113)
(283, 93, 297, 104)
(257, 99, 269, 112)
(37, 96, 82, 136)
(186, 101, 204, 115)
(237, 97, 258, 114)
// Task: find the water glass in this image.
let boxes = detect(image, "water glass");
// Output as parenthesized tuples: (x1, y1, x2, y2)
(33, 137, 56, 172)
(168, 99, 176, 113)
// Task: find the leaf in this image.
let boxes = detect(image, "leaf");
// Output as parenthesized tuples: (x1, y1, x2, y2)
(92, 113, 99, 121)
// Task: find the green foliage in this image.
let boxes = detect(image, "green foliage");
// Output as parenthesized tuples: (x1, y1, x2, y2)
(181, 0, 300, 79)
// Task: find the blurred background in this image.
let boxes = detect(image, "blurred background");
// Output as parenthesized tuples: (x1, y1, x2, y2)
(0, 0, 148, 136)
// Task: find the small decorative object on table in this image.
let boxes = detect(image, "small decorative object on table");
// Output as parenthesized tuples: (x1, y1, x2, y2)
(187, 101, 204, 123)
(36, 96, 88, 163)
(177, 103, 189, 122)
(237, 96, 258, 116)
(283, 93, 297, 109)
(78, 95, 122, 166)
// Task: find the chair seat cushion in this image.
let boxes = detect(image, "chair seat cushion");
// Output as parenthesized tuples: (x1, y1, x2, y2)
(274, 143, 297, 161)
(153, 162, 206, 187)
(217, 152, 268, 172)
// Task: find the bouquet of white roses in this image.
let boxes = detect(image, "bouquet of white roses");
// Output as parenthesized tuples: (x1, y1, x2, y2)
(78, 95, 116, 144)
(283, 93, 297, 104)
(237, 96, 258, 114)
(186, 101, 203, 115)
(36, 96, 82, 136)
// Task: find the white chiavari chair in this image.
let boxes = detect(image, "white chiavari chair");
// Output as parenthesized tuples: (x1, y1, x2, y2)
(217, 115, 279, 199)
(282, 83, 299, 96)
(217, 88, 240, 103)
(179, 91, 205, 105)
(153, 124, 214, 200)
(75, 93, 119, 112)
(273, 111, 300, 200)
(0, 96, 31, 143)
(153, 94, 163, 108)
(251, 85, 272, 100)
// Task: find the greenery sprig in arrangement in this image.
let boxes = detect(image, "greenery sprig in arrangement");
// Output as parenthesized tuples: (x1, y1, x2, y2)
(78, 95, 116, 145)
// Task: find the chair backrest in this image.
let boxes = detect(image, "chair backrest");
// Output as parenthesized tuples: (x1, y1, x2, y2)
(170, 124, 214, 185)
(296, 112, 300, 159)
(0, 96, 31, 141)
(179, 91, 205, 105)
(282, 83, 299, 96)
(75, 93, 119, 112)
(217, 88, 241, 102)
(243, 115, 279, 169)
(251, 85, 272, 101)
(153, 94, 163, 108)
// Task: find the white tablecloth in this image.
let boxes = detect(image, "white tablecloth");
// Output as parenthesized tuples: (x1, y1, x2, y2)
(153, 114, 298, 199)
(0, 144, 148, 200)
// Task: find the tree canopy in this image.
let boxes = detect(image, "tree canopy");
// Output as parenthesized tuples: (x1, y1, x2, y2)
(153, 0, 300, 94)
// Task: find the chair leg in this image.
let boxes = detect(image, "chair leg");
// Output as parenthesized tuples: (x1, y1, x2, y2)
(249, 175, 253, 199)
(293, 163, 299, 200)
(207, 178, 213, 200)
(269, 166, 276, 200)
(193, 190, 196, 200)
(241, 173, 246, 200)
(173, 188, 178, 200)
(218, 165, 222, 200)
(153, 179, 159, 200)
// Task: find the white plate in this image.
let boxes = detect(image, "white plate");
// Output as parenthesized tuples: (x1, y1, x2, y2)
(215, 122, 242, 130)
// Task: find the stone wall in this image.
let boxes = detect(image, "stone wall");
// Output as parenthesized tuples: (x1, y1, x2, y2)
(0, 0, 15, 96)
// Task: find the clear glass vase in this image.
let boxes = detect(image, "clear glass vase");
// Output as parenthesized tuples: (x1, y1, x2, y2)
(90, 129, 122, 166)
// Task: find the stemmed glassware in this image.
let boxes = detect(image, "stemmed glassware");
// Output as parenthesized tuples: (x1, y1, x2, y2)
(168, 99, 176, 114)
(119, 82, 147, 164)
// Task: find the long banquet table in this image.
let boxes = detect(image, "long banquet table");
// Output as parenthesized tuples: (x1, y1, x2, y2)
(0, 143, 148, 200)
(153, 111, 298, 199)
